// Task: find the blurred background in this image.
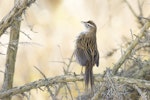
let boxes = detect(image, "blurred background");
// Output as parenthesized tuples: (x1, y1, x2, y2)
(0, 0, 150, 99)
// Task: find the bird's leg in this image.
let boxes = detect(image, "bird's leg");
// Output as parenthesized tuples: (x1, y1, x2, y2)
(80, 66, 84, 75)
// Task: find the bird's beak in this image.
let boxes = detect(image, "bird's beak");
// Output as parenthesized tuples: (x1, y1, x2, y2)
(81, 21, 86, 24)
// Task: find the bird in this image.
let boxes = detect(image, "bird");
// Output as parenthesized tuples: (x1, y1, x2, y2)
(74, 20, 99, 92)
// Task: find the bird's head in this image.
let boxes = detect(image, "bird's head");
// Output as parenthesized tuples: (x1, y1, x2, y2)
(81, 20, 97, 31)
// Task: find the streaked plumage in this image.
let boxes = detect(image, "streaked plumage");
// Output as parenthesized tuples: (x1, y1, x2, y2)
(75, 20, 99, 91)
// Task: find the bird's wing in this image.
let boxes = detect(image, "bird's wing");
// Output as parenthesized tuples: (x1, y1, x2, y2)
(75, 34, 91, 66)
(78, 34, 91, 61)
(94, 50, 99, 67)
(75, 48, 89, 66)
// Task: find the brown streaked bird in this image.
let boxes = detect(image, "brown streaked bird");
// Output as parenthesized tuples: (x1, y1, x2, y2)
(75, 20, 99, 92)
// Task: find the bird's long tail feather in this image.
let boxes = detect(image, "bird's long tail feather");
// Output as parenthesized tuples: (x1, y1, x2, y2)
(85, 66, 94, 91)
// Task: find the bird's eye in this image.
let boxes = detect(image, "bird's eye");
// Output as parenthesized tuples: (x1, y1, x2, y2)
(87, 23, 91, 27)
(87, 23, 94, 27)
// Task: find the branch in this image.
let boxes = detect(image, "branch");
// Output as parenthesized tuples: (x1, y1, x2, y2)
(0, 0, 36, 37)
(1, 1, 36, 100)
(0, 74, 83, 99)
(1, 1, 24, 100)
(124, 0, 144, 25)
(112, 21, 150, 75)
(133, 85, 147, 100)
(112, 76, 150, 89)
(1, 74, 150, 99)
(124, 0, 138, 19)
(34, 66, 55, 100)
(2, 10, 21, 100)
(137, 0, 143, 17)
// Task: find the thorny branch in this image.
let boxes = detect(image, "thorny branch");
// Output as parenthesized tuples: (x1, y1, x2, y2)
(124, 0, 145, 25)
(0, 0, 36, 37)
(34, 66, 55, 100)
(0, 0, 150, 99)
(1, 74, 150, 99)
(112, 21, 150, 75)
(0, 74, 83, 99)
(0, 0, 36, 100)
(124, 0, 139, 19)
(133, 85, 147, 100)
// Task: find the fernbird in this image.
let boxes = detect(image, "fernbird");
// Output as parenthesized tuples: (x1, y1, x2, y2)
(75, 20, 99, 92)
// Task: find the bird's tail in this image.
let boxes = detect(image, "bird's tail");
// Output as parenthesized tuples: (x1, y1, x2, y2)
(85, 66, 94, 91)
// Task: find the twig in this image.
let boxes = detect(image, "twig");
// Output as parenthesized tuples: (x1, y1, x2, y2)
(49, 50, 75, 98)
(112, 21, 150, 75)
(124, 0, 138, 18)
(74, 82, 81, 96)
(135, 43, 150, 51)
(34, 66, 55, 100)
(134, 84, 147, 100)
(21, 92, 30, 100)
(140, 17, 150, 21)
(20, 30, 32, 40)
(106, 70, 117, 95)
(1, 41, 42, 47)
(0, 0, 36, 37)
(62, 52, 74, 100)
(138, 0, 143, 17)
(130, 29, 134, 41)
(54, 83, 63, 97)
(49, 61, 68, 66)
(1, 74, 150, 99)
(1, 1, 24, 100)
(0, 52, 5, 55)
(65, 52, 74, 74)
(65, 83, 73, 100)
(124, 0, 144, 25)
(0, 70, 5, 74)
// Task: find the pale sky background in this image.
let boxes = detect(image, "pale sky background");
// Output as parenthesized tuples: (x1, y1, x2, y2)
(0, 0, 150, 99)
